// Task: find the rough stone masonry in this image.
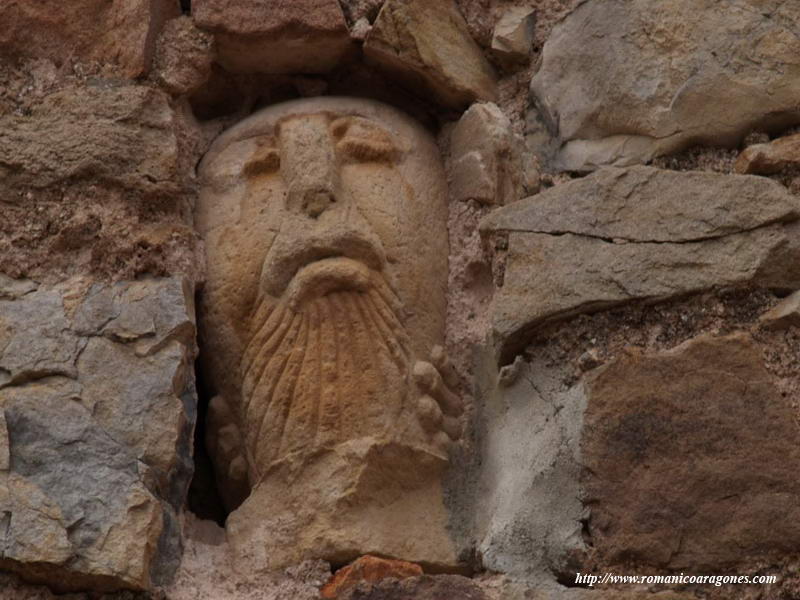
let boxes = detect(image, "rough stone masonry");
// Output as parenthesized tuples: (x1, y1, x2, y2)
(1, 1, 799, 599)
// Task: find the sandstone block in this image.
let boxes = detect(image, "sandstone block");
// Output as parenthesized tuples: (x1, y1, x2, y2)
(759, 290, 800, 330)
(0, 84, 179, 192)
(735, 132, 800, 175)
(481, 166, 800, 357)
(531, 0, 800, 170)
(0, 83, 200, 283)
(482, 166, 800, 242)
(364, 0, 497, 109)
(491, 7, 534, 64)
(469, 351, 586, 580)
(321, 556, 423, 599)
(154, 16, 215, 96)
(449, 102, 523, 205)
(337, 575, 489, 600)
(193, 0, 353, 74)
(494, 222, 800, 359)
(0, 276, 37, 301)
(470, 314, 800, 583)
(0, 0, 180, 78)
(0, 277, 196, 592)
(583, 333, 800, 569)
(339, 0, 385, 26)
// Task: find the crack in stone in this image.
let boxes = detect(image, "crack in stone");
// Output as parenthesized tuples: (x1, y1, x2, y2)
(0, 370, 79, 390)
(487, 217, 795, 246)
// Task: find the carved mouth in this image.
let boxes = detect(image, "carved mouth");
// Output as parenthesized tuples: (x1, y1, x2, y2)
(284, 257, 373, 309)
(260, 228, 387, 298)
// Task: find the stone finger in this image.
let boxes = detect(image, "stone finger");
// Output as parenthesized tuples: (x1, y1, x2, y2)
(413, 360, 462, 417)
(430, 345, 460, 389)
(417, 394, 443, 433)
(413, 360, 439, 395)
(442, 415, 462, 441)
(432, 431, 451, 455)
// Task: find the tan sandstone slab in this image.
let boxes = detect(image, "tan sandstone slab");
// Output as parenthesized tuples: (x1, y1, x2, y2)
(154, 15, 215, 96)
(759, 290, 800, 330)
(735, 132, 800, 175)
(365, 0, 498, 109)
(582, 333, 800, 570)
(482, 166, 800, 241)
(531, 0, 800, 170)
(0, 82, 199, 284)
(449, 102, 524, 206)
(321, 556, 422, 599)
(339, 0, 384, 26)
(0, 277, 196, 592)
(192, 0, 353, 74)
(336, 575, 489, 600)
(0, 84, 179, 192)
(491, 7, 534, 65)
(481, 167, 800, 358)
(0, 0, 179, 78)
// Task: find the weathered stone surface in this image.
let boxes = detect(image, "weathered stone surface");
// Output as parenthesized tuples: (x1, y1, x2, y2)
(193, 0, 353, 74)
(481, 167, 800, 357)
(760, 290, 800, 330)
(0, 276, 37, 301)
(339, 0, 385, 26)
(154, 16, 215, 96)
(364, 0, 497, 109)
(0, 0, 180, 78)
(468, 350, 586, 580)
(321, 556, 422, 599)
(350, 17, 373, 41)
(463, 299, 800, 586)
(0, 82, 202, 283)
(339, 575, 489, 600)
(0, 84, 179, 192)
(735, 132, 800, 175)
(531, 0, 800, 171)
(482, 166, 800, 242)
(493, 223, 800, 357)
(491, 7, 534, 64)
(0, 277, 196, 592)
(198, 98, 460, 570)
(583, 333, 800, 569)
(449, 102, 523, 206)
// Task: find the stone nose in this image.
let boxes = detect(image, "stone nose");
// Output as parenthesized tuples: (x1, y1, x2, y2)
(278, 113, 342, 219)
(287, 182, 338, 219)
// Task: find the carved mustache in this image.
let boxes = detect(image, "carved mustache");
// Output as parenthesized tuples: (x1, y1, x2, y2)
(258, 196, 388, 299)
(239, 273, 412, 476)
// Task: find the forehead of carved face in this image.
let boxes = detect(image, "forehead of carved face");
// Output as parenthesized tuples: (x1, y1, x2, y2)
(197, 98, 449, 370)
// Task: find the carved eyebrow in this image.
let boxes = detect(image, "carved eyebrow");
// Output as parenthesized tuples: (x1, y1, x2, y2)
(331, 116, 400, 163)
(239, 116, 401, 177)
(243, 137, 280, 177)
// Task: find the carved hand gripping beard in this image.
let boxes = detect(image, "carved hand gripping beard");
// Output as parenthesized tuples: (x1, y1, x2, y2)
(197, 98, 462, 568)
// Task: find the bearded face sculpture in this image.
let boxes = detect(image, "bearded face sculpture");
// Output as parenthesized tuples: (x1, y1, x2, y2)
(197, 98, 461, 569)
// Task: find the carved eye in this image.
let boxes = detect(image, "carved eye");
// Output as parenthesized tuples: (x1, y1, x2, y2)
(243, 139, 280, 177)
(331, 117, 400, 163)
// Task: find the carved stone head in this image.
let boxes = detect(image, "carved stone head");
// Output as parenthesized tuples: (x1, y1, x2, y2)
(197, 98, 459, 524)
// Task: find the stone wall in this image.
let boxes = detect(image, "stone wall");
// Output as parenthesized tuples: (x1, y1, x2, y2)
(1, 0, 799, 599)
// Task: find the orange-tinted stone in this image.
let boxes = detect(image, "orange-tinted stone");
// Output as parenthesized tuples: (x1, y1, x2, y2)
(321, 555, 423, 599)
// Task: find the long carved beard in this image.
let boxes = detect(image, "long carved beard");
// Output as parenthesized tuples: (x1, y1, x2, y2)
(239, 275, 413, 473)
